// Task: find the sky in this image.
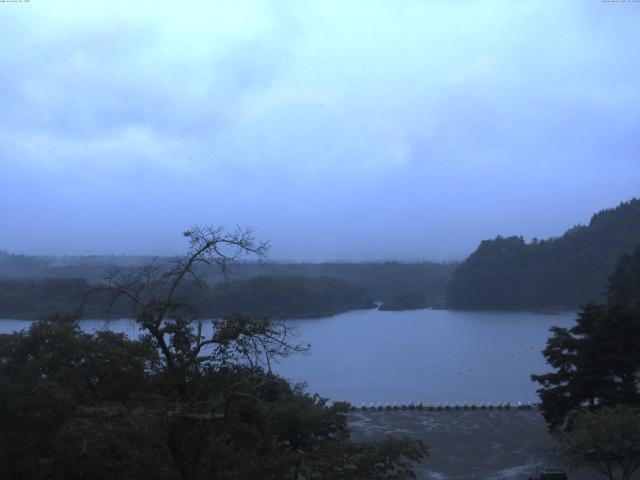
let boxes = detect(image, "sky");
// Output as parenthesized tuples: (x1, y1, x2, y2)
(0, 0, 639, 261)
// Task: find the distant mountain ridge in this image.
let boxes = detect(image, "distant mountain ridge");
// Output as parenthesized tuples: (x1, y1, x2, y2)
(0, 251, 456, 306)
(447, 198, 640, 309)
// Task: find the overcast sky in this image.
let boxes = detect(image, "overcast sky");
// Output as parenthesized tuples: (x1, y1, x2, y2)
(0, 1, 638, 261)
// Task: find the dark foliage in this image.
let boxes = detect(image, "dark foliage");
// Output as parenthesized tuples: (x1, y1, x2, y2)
(0, 318, 428, 480)
(378, 290, 430, 311)
(0, 324, 428, 477)
(0, 278, 92, 319)
(223, 261, 457, 305)
(0, 251, 457, 308)
(559, 406, 640, 480)
(532, 244, 640, 430)
(448, 198, 640, 309)
(206, 275, 375, 318)
(0, 226, 426, 479)
(0, 275, 374, 320)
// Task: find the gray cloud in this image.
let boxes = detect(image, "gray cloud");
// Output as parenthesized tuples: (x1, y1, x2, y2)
(1, 0, 639, 260)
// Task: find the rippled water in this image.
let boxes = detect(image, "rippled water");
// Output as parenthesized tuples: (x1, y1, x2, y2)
(0, 308, 576, 404)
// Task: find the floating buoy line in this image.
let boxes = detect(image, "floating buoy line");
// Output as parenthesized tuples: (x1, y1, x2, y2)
(340, 346, 543, 412)
(455, 346, 538, 376)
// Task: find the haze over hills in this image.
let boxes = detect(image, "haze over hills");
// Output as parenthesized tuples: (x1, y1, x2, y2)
(0, 253, 456, 298)
(447, 198, 640, 310)
(0, 255, 456, 319)
(2, 197, 639, 317)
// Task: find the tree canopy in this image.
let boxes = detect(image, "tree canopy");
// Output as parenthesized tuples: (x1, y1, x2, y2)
(532, 243, 640, 431)
(559, 406, 640, 480)
(0, 250, 457, 312)
(448, 198, 640, 309)
(0, 275, 374, 321)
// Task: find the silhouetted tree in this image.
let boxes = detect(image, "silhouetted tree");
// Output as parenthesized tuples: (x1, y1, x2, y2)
(95, 226, 306, 397)
(532, 244, 640, 430)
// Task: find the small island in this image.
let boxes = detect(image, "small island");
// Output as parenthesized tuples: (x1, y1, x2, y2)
(378, 290, 430, 311)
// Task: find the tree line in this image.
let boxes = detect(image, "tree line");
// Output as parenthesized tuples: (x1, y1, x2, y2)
(0, 251, 457, 305)
(448, 198, 640, 309)
(0, 275, 375, 320)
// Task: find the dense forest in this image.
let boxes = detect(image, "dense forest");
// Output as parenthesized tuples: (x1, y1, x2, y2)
(0, 253, 456, 319)
(0, 275, 374, 320)
(0, 253, 456, 304)
(447, 198, 640, 309)
(0, 319, 426, 480)
(378, 290, 431, 311)
(221, 262, 457, 305)
(205, 276, 374, 318)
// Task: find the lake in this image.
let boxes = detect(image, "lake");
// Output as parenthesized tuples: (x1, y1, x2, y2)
(0, 308, 576, 405)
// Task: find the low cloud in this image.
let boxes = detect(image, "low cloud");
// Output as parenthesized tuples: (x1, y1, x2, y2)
(1, 0, 639, 259)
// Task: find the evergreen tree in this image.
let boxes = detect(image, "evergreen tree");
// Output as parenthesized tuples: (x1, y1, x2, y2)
(448, 198, 640, 309)
(532, 244, 640, 430)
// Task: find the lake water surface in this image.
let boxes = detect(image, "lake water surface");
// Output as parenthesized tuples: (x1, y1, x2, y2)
(0, 308, 576, 405)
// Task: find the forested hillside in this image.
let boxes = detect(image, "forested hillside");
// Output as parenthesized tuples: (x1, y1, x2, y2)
(0, 276, 374, 320)
(447, 198, 640, 309)
(205, 276, 374, 318)
(222, 261, 457, 305)
(0, 253, 456, 306)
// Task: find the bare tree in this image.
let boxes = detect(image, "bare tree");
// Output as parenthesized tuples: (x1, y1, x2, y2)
(93, 225, 307, 399)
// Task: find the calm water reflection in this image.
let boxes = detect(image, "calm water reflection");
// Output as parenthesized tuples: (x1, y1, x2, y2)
(275, 308, 576, 404)
(0, 308, 576, 404)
